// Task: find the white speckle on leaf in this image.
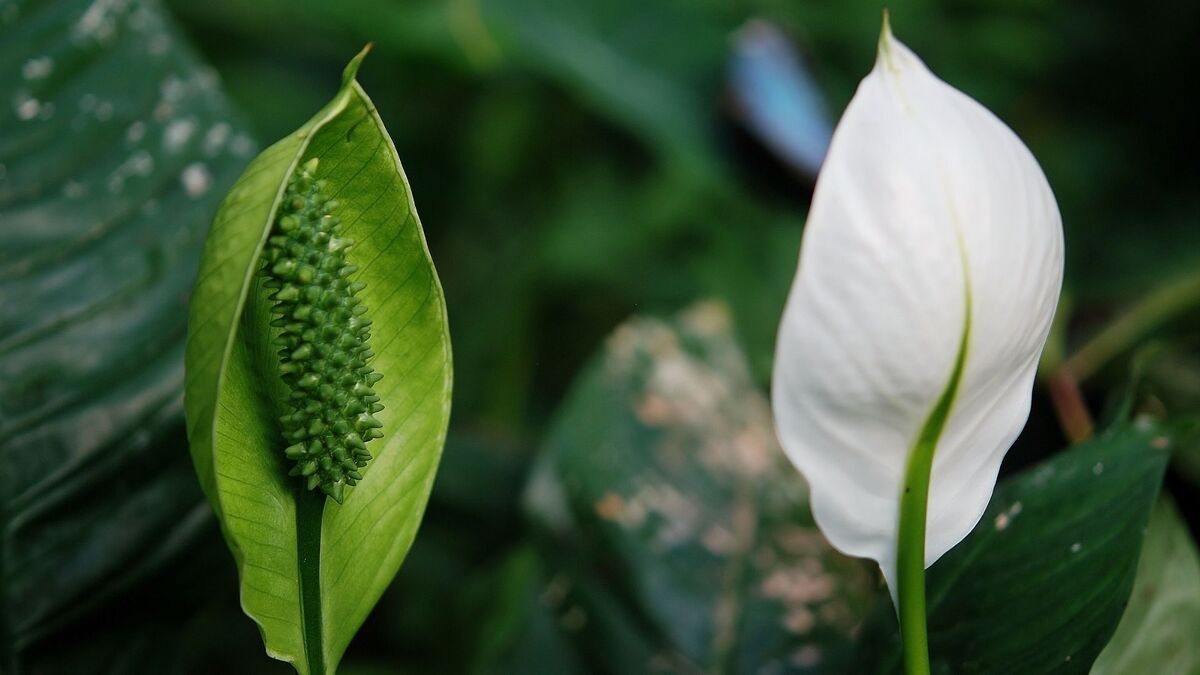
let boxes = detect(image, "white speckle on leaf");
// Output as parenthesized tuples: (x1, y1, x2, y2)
(22, 57, 54, 80)
(79, 94, 97, 112)
(1070, 542, 1082, 554)
(126, 121, 145, 143)
(74, 0, 131, 44)
(1092, 462, 1104, 476)
(160, 75, 185, 103)
(619, 482, 698, 548)
(760, 567, 834, 605)
(782, 607, 815, 634)
(96, 101, 113, 121)
(107, 150, 155, 192)
(63, 181, 86, 199)
(148, 33, 170, 56)
(1031, 465, 1056, 486)
(163, 118, 196, 152)
(14, 91, 40, 120)
(181, 162, 211, 198)
(231, 133, 254, 157)
(702, 523, 741, 556)
(790, 645, 822, 667)
(994, 501, 1022, 531)
(128, 150, 153, 176)
(203, 122, 231, 155)
(197, 67, 220, 90)
(127, 3, 152, 30)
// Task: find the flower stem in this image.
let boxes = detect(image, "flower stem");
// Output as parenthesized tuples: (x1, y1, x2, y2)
(895, 286, 970, 675)
(897, 436, 934, 675)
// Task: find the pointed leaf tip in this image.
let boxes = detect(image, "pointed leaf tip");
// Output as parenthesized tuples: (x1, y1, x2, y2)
(341, 43, 374, 86)
(878, 10, 896, 68)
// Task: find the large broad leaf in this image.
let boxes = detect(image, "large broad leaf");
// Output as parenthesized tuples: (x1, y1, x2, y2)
(184, 48, 452, 675)
(854, 421, 1173, 674)
(524, 301, 877, 674)
(0, 0, 256, 670)
(1090, 496, 1200, 674)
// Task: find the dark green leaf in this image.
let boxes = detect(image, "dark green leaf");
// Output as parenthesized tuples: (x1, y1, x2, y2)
(0, 0, 254, 670)
(855, 422, 1173, 674)
(480, 0, 735, 172)
(1091, 496, 1200, 674)
(526, 301, 877, 674)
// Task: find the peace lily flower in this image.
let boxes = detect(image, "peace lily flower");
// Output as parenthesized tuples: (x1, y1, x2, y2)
(771, 16, 1063, 672)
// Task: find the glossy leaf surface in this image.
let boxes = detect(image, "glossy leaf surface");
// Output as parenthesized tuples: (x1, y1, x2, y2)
(0, 0, 254, 669)
(855, 422, 1172, 673)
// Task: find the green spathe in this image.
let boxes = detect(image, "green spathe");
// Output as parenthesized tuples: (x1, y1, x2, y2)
(263, 158, 383, 503)
(184, 47, 452, 674)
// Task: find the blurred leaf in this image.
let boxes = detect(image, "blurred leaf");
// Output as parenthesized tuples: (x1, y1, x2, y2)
(526, 301, 877, 674)
(1111, 344, 1200, 488)
(856, 421, 1173, 674)
(0, 0, 254, 670)
(470, 547, 587, 675)
(433, 432, 530, 521)
(184, 49, 452, 674)
(1090, 497, 1200, 674)
(167, 0, 477, 72)
(480, 0, 735, 172)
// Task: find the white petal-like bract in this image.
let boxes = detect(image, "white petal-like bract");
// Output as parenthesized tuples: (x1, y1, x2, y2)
(771, 26, 1063, 594)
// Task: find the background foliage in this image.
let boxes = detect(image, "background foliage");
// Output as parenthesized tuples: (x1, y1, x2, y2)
(2, 0, 1198, 673)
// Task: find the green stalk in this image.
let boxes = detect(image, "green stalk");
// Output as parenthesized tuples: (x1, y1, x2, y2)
(296, 487, 326, 675)
(1065, 271, 1200, 382)
(897, 436, 936, 675)
(897, 289, 971, 675)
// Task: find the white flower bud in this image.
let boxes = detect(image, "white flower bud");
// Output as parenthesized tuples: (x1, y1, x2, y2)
(771, 23, 1064, 597)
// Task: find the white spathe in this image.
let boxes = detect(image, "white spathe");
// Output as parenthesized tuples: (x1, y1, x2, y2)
(771, 25, 1063, 596)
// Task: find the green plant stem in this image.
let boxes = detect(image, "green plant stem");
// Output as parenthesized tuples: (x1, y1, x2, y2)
(897, 446, 934, 675)
(897, 360, 966, 675)
(1066, 272, 1200, 382)
(296, 488, 326, 675)
(896, 280, 970, 675)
